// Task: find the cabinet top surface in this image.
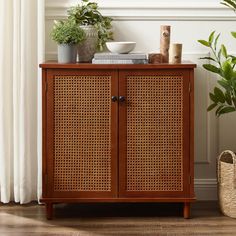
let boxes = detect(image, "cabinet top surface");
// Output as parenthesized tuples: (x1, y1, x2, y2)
(40, 61, 196, 69)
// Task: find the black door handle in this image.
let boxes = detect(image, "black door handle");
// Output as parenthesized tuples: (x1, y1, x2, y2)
(119, 96, 125, 103)
(111, 96, 118, 102)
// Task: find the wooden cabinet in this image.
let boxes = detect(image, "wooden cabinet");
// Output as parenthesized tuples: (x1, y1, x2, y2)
(40, 62, 196, 219)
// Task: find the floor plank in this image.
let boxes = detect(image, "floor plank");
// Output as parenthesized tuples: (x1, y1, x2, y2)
(0, 201, 235, 235)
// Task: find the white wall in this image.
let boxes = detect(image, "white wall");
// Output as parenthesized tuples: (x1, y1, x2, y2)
(45, 0, 236, 200)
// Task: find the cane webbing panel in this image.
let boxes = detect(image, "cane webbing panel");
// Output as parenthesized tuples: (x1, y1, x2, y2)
(53, 75, 111, 191)
(126, 75, 183, 192)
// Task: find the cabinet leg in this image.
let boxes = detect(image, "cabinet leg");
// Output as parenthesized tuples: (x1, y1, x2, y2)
(183, 202, 191, 219)
(46, 202, 53, 220)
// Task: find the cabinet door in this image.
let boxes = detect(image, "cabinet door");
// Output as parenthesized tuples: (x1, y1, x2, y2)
(119, 69, 191, 198)
(44, 69, 118, 199)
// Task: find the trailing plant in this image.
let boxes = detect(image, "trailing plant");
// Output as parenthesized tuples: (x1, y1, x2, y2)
(67, 0, 113, 50)
(198, 1, 236, 116)
(51, 19, 85, 45)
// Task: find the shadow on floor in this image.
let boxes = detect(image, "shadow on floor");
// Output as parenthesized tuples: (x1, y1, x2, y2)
(54, 202, 184, 218)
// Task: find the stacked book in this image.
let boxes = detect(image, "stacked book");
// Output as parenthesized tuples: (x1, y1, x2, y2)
(92, 52, 147, 64)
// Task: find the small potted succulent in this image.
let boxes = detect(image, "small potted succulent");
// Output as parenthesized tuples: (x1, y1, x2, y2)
(51, 19, 85, 63)
(68, 0, 113, 62)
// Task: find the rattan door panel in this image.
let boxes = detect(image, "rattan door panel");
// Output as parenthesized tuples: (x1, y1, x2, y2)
(46, 69, 118, 198)
(119, 69, 190, 198)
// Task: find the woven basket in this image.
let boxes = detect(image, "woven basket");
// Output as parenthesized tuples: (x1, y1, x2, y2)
(218, 150, 236, 218)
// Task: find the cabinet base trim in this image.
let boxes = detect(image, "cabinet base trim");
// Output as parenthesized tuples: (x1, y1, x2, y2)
(41, 197, 196, 203)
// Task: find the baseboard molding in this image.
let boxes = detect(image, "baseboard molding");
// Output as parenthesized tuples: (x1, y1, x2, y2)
(195, 179, 217, 201)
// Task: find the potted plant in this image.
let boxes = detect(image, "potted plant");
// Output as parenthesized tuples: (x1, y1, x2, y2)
(51, 19, 85, 63)
(198, 0, 236, 218)
(198, 0, 236, 116)
(68, 0, 113, 62)
(198, 31, 236, 116)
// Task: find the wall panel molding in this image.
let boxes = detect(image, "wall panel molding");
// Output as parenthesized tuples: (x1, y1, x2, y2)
(45, 0, 236, 21)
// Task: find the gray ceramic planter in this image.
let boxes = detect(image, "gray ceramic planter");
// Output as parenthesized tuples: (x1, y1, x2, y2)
(57, 44, 77, 63)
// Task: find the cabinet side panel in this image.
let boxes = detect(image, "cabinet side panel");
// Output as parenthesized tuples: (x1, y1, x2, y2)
(42, 68, 48, 198)
(190, 69, 195, 198)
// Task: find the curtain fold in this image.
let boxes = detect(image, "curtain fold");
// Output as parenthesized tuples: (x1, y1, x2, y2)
(0, 0, 44, 203)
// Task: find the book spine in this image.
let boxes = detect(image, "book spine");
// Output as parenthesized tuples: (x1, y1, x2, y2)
(92, 59, 148, 64)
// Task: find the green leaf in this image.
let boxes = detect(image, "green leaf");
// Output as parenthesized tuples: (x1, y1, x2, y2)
(232, 80, 236, 90)
(198, 40, 210, 47)
(218, 106, 236, 116)
(221, 44, 228, 58)
(231, 31, 236, 38)
(214, 87, 225, 103)
(233, 71, 236, 78)
(208, 31, 215, 44)
(222, 2, 236, 11)
(218, 48, 222, 62)
(199, 57, 216, 62)
(203, 64, 221, 74)
(228, 54, 236, 58)
(214, 33, 221, 50)
(218, 79, 232, 91)
(216, 105, 225, 116)
(225, 92, 232, 105)
(228, 54, 236, 61)
(210, 92, 218, 103)
(232, 58, 236, 64)
(222, 60, 233, 80)
(207, 103, 218, 111)
(232, 97, 236, 108)
(221, 0, 236, 11)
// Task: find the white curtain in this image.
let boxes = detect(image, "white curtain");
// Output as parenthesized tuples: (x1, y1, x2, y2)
(0, 0, 44, 203)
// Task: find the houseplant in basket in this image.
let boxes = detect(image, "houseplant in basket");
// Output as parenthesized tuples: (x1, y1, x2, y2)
(51, 19, 85, 63)
(68, 0, 113, 62)
(198, 0, 236, 218)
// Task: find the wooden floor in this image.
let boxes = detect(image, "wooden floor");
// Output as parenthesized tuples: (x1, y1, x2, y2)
(0, 201, 235, 235)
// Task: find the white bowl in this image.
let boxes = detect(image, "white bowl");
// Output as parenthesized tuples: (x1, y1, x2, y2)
(106, 42, 136, 54)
